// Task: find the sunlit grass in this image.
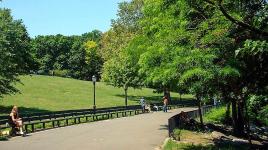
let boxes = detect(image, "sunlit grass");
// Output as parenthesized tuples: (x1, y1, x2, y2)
(0, 75, 192, 115)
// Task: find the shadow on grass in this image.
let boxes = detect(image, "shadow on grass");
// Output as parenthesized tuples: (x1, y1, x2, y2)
(0, 105, 51, 116)
(165, 141, 250, 150)
(115, 94, 195, 104)
(115, 95, 163, 103)
(181, 143, 250, 150)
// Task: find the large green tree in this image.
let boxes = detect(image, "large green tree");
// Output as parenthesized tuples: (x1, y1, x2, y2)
(0, 9, 33, 97)
(125, 0, 267, 136)
(101, 0, 144, 104)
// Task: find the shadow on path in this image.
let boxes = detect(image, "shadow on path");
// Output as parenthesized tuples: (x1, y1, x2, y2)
(159, 124, 169, 130)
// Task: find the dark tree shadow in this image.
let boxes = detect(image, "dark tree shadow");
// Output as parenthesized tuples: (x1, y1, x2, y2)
(176, 143, 250, 150)
(115, 95, 163, 103)
(159, 124, 169, 130)
(0, 105, 51, 116)
(115, 94, 197, 106)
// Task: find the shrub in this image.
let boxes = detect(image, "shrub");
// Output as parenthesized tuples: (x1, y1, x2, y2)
(258, 105, 268, 126)
(248, 95, 268, 126)
(37, 70, 49, 75)
(50, 69, 69, 77)
(173, 129, 182, 141)
(203, 106, 226, 124)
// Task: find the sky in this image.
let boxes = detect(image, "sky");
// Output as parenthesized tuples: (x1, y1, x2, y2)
(0, 0, 128, 37)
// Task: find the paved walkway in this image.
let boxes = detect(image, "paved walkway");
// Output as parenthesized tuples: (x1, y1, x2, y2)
(0, 107, 196, 150)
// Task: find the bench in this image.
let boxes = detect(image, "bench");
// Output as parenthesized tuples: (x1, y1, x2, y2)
(0, 104, 183, 134)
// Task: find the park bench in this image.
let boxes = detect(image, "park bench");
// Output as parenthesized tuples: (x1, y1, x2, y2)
(0, 103, 185, 135)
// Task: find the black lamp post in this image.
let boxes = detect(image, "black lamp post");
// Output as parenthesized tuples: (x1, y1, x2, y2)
(92, 75, 96, 110)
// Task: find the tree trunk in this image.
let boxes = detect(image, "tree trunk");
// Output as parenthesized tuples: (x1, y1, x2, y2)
(225, 102, 231, 124)
(197, 96, 204, 128)
(232, 99, 245, 136)
(124, 87, 128, 107)
(232, 100, 239, 135)
(237, 99, 245, 136)
(244, 97, 252, 144)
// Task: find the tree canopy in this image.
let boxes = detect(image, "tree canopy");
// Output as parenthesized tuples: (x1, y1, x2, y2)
(0, 8, 34, 97)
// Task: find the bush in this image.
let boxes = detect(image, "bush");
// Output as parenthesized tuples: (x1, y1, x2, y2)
(258, 105, 268, 126)
(37, 70, 49, 75)
(173, 129, 182, 141)
(248, 95, 268, 126)
(203, 106, 226, 124)
(49, 69, 69, 77)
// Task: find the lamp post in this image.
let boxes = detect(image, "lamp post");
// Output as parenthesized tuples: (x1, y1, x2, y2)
(92, 75, 96, 110)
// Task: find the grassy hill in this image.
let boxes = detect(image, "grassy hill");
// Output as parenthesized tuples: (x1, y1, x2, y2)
(0, 75, 192, 115)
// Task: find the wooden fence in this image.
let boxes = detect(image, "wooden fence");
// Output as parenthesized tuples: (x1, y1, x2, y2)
(168, 105, 214, 137)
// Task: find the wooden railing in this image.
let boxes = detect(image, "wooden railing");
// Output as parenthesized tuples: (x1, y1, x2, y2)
(168, 105, 214, 137)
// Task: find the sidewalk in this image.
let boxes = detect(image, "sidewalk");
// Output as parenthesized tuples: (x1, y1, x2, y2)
(0, 107, 196, 150)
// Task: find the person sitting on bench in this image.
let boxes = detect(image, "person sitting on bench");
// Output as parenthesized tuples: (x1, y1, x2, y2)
(145, 103, 151, 113)
(8, 106, 24, 136)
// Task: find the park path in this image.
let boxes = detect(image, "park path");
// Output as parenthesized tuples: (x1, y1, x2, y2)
(0, 107, 196, 150)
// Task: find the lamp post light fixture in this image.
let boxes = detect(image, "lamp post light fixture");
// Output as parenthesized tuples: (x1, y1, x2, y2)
(92, 75, 97, 110)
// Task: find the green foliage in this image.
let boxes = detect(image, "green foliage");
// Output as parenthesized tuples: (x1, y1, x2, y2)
(258, 105, 268, 126)
(120, 0, 267, 134)
(0, 8, 34, 97)
(236, 40, 268, 56)
(203, 107, 227, 124)
(50, 69, 69, 77)
(248, 95, 268, 126)
(31, 31, 103, 80)
(101, 0, 144, 104)
(173, 129, 182, 141)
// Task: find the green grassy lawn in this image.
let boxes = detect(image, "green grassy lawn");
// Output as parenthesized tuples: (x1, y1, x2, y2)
(0, 75, 193, 115)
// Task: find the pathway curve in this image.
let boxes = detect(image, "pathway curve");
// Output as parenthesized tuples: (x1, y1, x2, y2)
(0, 107, 196, 150)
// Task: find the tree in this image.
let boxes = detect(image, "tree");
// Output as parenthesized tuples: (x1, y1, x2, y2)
(31, 30, 103, 79)
(102, 52, 142, 106)
(125, 0, 267, 136)
(83, 40, 103, 80)
(101, 0, 144, 105)
(0, 9, 33, 97)
(99, 0, 143, 62)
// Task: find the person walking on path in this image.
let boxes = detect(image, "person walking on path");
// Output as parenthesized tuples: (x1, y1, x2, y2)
(163, 96, 168, 112)
(140, 97, 146, 113)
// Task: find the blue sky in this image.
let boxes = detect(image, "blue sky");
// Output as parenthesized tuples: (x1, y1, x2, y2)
(0, 0, 128, 37)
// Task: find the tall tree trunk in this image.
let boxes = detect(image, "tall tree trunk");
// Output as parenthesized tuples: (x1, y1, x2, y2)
(244, 96, 252, 144)
(225, 102, 231, 124)
(237, 99, 245, 136)
(124, 87, 128, 107)
(232, 98, 245, 136)
(232, 99, 239, 135)
(197, 96, 204, 128)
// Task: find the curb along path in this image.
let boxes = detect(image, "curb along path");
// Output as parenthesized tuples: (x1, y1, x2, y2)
(0, 107, 196, 150)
